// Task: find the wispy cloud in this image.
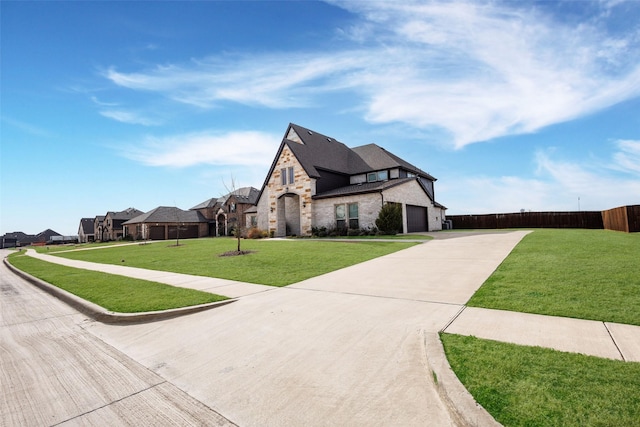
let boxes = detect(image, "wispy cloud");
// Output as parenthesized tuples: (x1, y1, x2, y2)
(611, 139, 640, 174)
(119, 130, 280, 168)
(102, 0, 640, 147)
(1, 115, 52, 138)
(99, 110, 160, 126)
(443, 148, 640, 213)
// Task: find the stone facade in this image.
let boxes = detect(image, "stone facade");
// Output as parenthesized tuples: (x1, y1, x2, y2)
(261, 145, 315, 237)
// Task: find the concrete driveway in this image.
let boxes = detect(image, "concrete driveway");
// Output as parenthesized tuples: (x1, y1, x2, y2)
(79, 231, 530, 426)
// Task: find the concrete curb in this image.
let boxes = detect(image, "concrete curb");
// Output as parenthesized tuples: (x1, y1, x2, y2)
(3, 257, 236, 324)
(423, 331, 502, 427)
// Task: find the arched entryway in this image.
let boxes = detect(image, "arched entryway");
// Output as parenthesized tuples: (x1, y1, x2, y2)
(216, 213, 227, 236)
(277, 193, 301, 236)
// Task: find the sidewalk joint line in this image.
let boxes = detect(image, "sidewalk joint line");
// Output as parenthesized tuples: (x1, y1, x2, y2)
(283, 286, 466, 306)
(603, 322, 626, 362)
(440, 305, 467, 333)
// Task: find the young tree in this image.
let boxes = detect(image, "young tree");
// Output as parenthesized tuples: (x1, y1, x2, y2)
(375, 203, 403, 235)
(223, 176, 244, 253)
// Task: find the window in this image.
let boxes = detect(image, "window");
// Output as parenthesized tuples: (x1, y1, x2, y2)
(336, 203, 359, 229)
(288, 166, 294, 184)
(367, 170, 388, 182)
(348, 203, 359, 229)
(281, 168, 286, 185)
(250, 215, 257, 227)
(230, 202, 236, 213)
(335, 204, 346, 230)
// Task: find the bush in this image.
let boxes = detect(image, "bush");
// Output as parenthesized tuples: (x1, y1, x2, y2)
(247, 227, 268, 239)
(375, 203, 403, 235)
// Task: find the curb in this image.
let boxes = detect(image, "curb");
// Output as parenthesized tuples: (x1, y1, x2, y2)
(3, 257, 236, 324)
(422, 331, 502, 427)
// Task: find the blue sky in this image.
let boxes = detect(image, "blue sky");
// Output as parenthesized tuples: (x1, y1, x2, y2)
(1, 0, 639, 235)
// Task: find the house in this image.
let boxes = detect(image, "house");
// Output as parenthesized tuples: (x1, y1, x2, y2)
(100, 208, 144, 241)
(77, 218, 95, 243)
(1, 229, 62, 247)
(255, 123, 446, 237)
(94, 215, 105, 242)
(122, 206, 208, 240)
(191, 187, 260, 236)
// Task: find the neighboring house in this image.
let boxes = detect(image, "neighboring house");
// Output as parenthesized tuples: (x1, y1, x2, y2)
(100, 208, 144, 241)
(0, 229, 62, 247)
(78, 218, 95, 243)
(255, 123, 446, 237)
(122, 206, 208, 240)
(94, 215, 105, 242)
(191, 187, 260, 236)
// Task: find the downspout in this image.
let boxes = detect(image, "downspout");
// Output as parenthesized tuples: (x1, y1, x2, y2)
(379, 190, 384, 207)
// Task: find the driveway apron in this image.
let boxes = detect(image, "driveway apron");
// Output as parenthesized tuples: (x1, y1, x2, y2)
(82, 231, 530, 426)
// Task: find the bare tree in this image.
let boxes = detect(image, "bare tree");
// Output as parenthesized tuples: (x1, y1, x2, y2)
(222, 176, 243, 253)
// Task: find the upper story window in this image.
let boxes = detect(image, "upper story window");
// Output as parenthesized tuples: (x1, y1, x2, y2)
(280, 166, 295, 185)
(367, 170, 389, 183)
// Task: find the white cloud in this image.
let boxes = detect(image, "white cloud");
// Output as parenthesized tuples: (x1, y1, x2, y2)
(611, 139, 640, 174)
(120, 130, 280, 168)
(102, 0, 640, 148)
(99, 110, 160, 126)
(442, 148, 640, 214)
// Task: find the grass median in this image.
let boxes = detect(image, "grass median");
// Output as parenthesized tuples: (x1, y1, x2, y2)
(467, 229, 640, 325)
(8, 253, 227, 312)
(52, 238, 418, 286)
(441, 334, 640, 427)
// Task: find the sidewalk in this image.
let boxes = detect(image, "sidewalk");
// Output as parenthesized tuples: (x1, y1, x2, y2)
(24, 237, 640, 362)
(25, 249, 273, 299)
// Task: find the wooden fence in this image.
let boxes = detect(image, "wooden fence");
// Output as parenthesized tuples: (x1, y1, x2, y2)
(601, 205, 640, 233)
(447, 211, 604, 230)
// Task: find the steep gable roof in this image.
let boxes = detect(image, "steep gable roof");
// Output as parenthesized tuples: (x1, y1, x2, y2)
(79, 218, 94, 234)
(123, 206, 206, 225)
(191, 186, 260, 210)
(284, 123, 370, 178)
(107, 208, 144, 220)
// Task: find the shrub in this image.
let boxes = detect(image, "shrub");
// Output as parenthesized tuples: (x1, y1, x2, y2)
(375, 203, 403, 235)
(247, 227, 268, 239)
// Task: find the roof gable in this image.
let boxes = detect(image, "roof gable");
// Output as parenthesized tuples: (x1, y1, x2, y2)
(124, 206, 206, 224)
(351, 144, 436, 181)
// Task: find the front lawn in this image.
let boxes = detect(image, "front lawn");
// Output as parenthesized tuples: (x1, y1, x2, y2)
(467, 229, 640, 325)
(8, 253, 227, 312)
(442, 334, 640, 427)
(52, 238, 418, 286)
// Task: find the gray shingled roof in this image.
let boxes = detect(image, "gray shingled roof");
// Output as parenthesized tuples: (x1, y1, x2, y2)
(351, 144, 436, 181)
(285, 124, 370, 178)
(191, 187, 259, 210)
(313, 178, 415, 199)
(79, 218, 94, 234)
(123, 206, 207, 225)
(108, 208, 144, 220)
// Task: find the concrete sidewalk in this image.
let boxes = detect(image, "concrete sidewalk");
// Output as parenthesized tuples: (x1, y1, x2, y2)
(26, 249, 274, 299)
(24, 236, 640, 362)
(15, 232, 640, 426)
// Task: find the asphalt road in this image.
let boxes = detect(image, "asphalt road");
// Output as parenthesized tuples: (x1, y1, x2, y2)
(0, 249, 234, 426)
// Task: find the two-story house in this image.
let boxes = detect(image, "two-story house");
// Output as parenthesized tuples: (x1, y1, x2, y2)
(255, 123, 446, 237)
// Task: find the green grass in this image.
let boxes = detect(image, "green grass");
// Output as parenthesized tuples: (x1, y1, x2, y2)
(468, 229, 640, 325)
(311, 234, 433, 240)
(7, 253, 227, 312)
(32, 241, 133, 253)
(52, 238, 418, 286)
(441, 334, 640, 427)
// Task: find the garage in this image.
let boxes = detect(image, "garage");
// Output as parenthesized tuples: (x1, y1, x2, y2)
(149, 226, 165, 240)
(406, 205, 428, 232)
(168, 225, 199, 239)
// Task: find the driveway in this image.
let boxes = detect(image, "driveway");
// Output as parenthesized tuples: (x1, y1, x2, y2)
(80, 231, 529, 426)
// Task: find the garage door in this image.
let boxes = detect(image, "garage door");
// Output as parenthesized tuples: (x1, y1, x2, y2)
(168, 225, 199, 239)
(149, 226, 165, 240)
(406, 205, 428, 232)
